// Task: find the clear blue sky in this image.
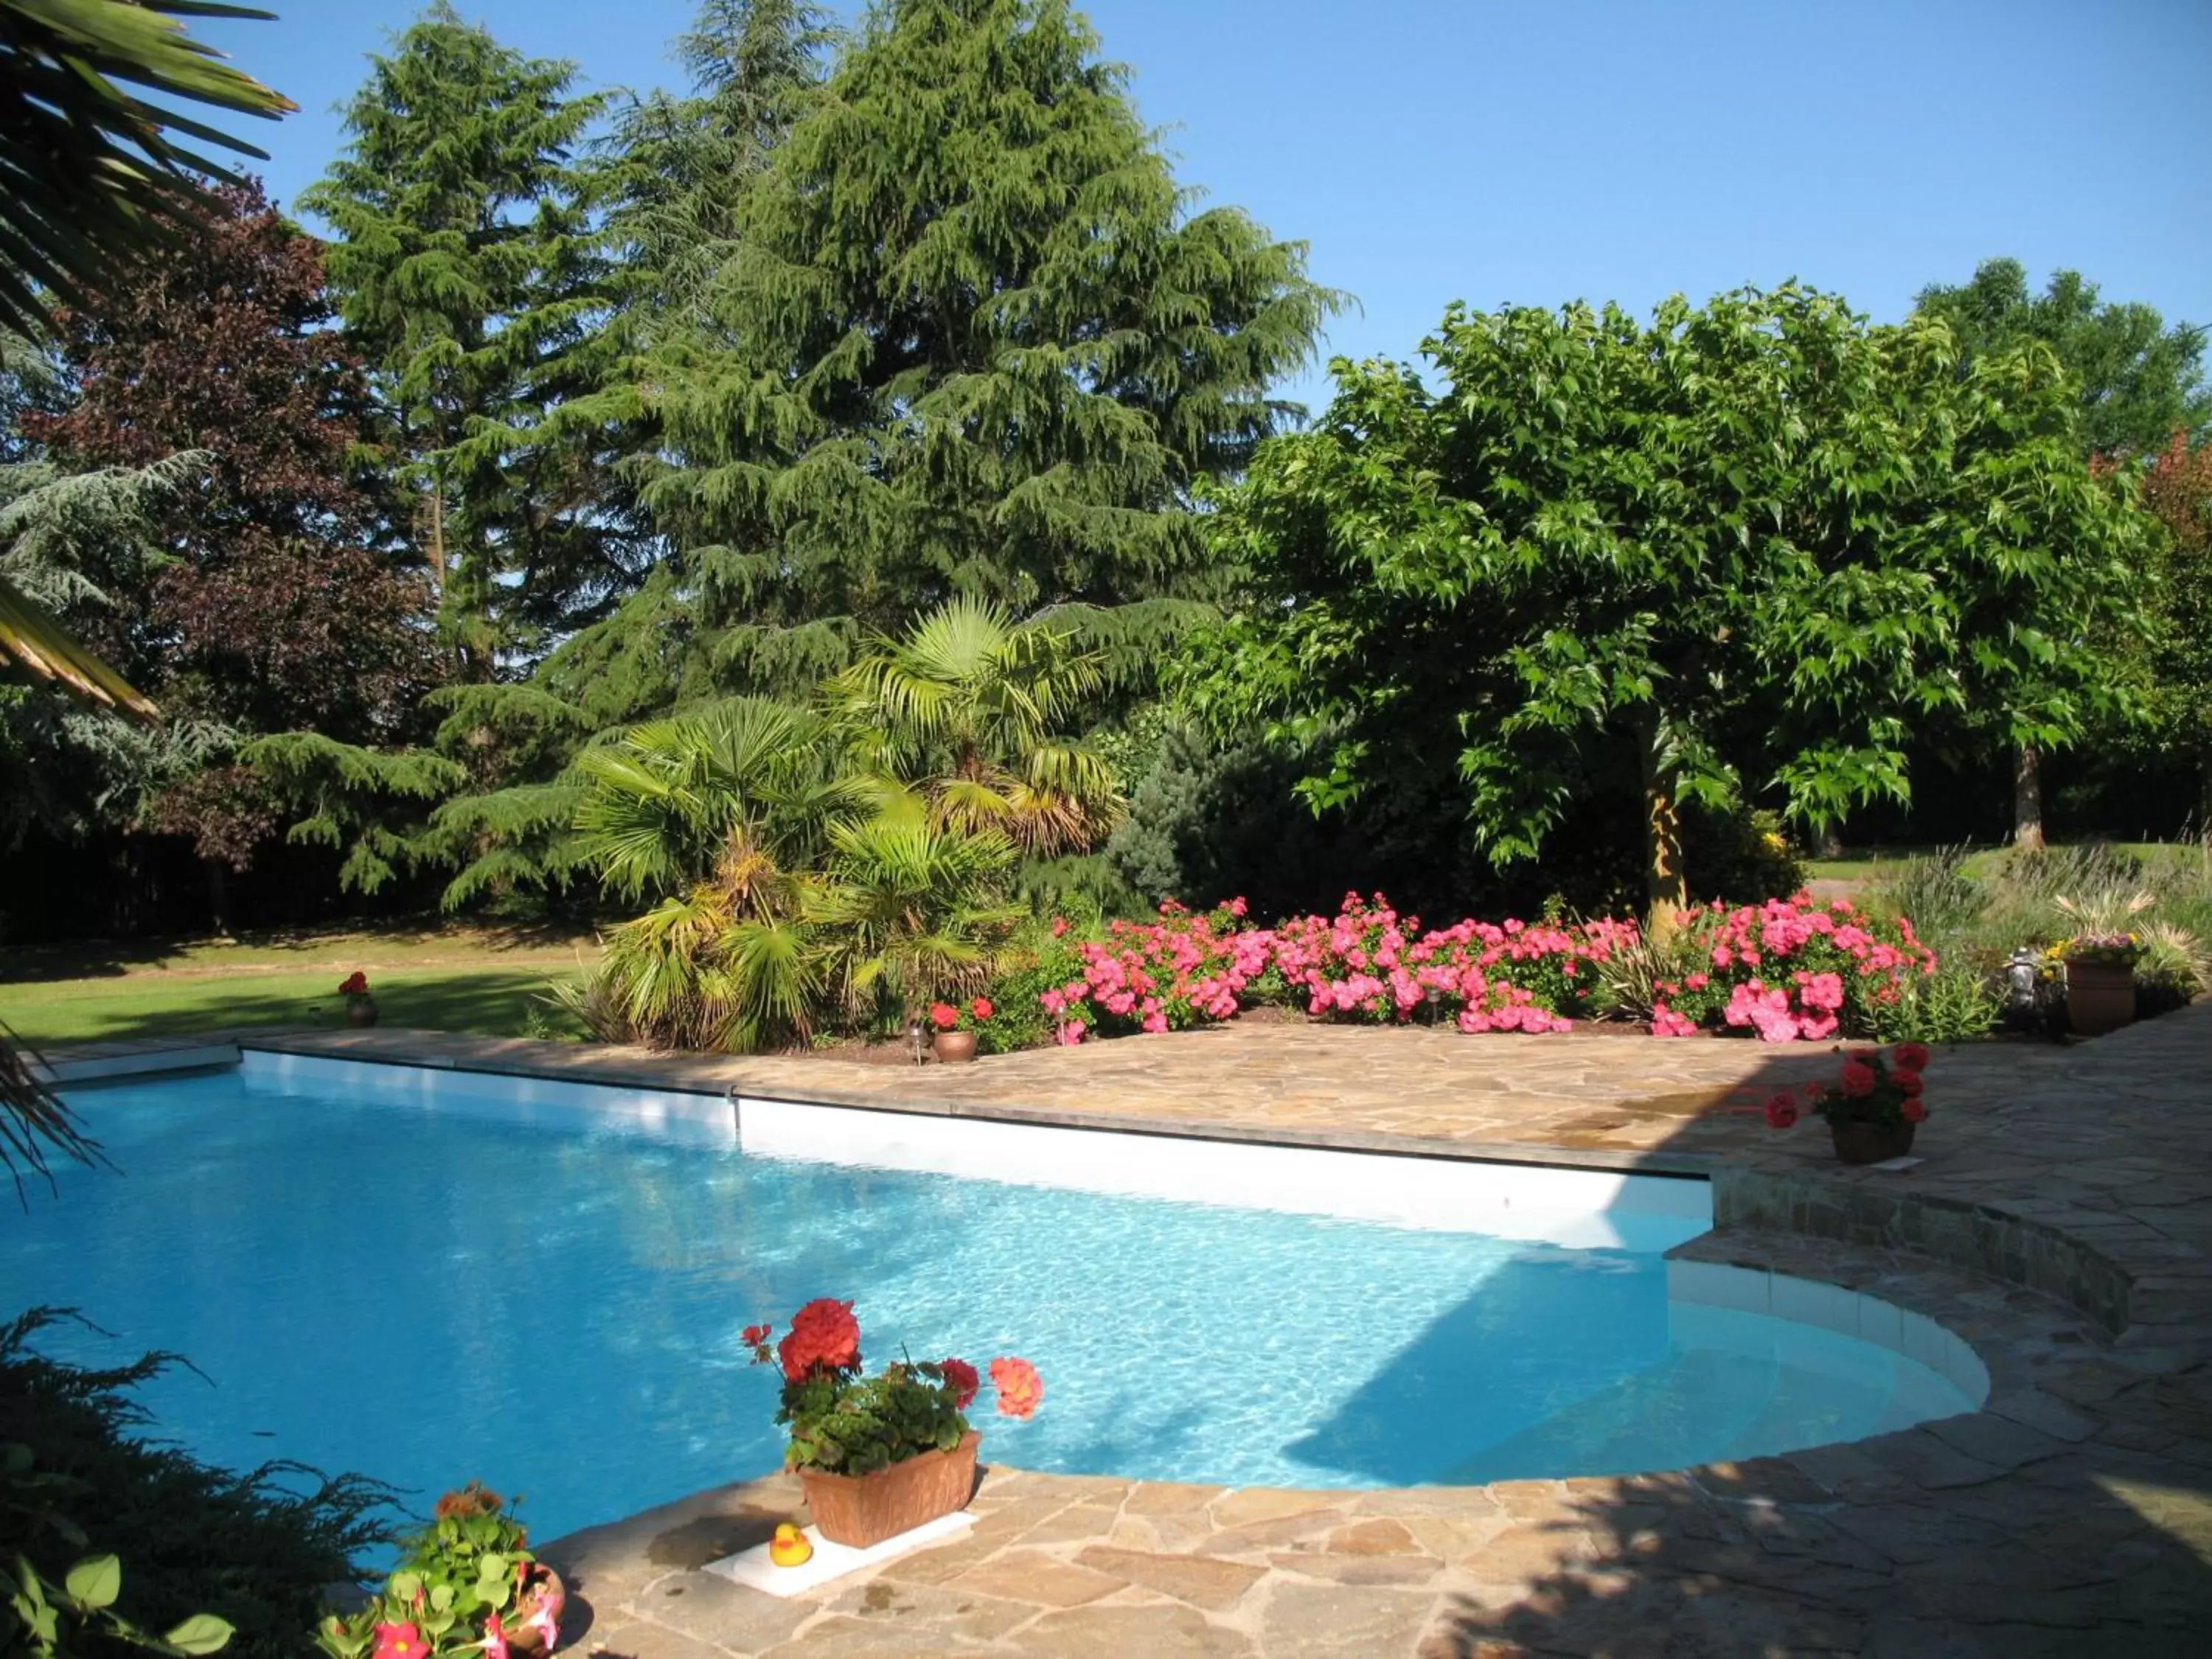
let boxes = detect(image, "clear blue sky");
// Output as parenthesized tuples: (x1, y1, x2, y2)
(206, 0, 2212, 409)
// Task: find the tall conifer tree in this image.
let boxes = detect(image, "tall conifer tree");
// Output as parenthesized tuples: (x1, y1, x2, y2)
(621, 0, 1333, 703)
(303, 3, 625, 675)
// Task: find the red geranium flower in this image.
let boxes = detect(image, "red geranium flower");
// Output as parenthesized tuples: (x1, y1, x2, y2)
(1892, 1042, 1931, 1071)
(939, 1357, 979, 1409)
(777, 1298, 861, 1382)
(340, 971, 369, 996)
(1893, 1068, 1924, 1096)
(990, 1356, 1043, 1419)
(1838, 1060, 1877, 1098)
(970, 997, 993, 1020)
(741, 1323, 772, 1348)
(1763, 1091, 1799, 1130)
(928, 1002, 960, 1030)
(1902, 1098, 1927, 1123)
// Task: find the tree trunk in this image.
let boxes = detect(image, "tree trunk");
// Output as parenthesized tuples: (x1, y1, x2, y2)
(1815, 822, 1844, 861)
(2013, 742, 2045, 852)
(1636, 714, 1688, 919)
(203, 856, 232, 938)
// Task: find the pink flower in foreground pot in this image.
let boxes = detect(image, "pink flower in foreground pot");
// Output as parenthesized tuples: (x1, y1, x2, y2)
(481, 1614, 510, 1659)
(372, 1623, 425, 1659)
(990, 1356, 1044, 1419)
(939, 1357, 980, 1409)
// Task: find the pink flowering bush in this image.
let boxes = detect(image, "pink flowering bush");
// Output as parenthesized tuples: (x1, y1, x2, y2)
(1040, 898, 1270, 1041)
(1269, 894, 1635, 1033)
(1006, 891, 1939, 1050)
(1647, 894, 1937, 1042)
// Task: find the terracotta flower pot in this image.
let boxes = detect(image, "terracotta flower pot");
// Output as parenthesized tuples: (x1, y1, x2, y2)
(2062, 957, 2135, 1038)
(931, 1030, 978, 1064)
(1829, 1117, 1916, 1166)
(505, 1565, 565, 1654)
(344, 994, 380, 1029)
(799, 1431, 981, 1548)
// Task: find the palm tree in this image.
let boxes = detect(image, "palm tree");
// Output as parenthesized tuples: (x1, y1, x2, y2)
(829, 597, 1124, 855)
(0, 1, 287, 1178)
(0, 1, 293, 342)
(806, 806, 1024, 1026)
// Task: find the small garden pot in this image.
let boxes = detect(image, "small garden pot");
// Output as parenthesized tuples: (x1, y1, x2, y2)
(343, 994, 380, 1029)
(1829, 1117, 1916, 1166)
(931, 1030, 978, 1064)
(799, 1431, 981, 1548)
(505, 1565, 566, 1654)
(2062, 957, 2135, 1038)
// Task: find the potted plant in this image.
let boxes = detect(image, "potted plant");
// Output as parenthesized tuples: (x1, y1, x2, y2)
(1764, 1042, 1930, 1164)
(2058, 933, 2146, 1037)
(316, 1482, 563, 1658)
(744, 1299, 1041, 1549)
(925, 997, 992, 1063)
(339, 971, 379, 1029)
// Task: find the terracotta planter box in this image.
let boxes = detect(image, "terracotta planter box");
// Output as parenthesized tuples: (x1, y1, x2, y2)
(2063, 958, 2135, 1038)
(1829, 1118, 1916, 1166)
(799, 1431, 980, 1548)
(931, 1030, 978, 1064)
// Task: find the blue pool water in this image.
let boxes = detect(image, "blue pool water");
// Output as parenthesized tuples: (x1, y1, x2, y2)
(10, 1060, 1975, 1544)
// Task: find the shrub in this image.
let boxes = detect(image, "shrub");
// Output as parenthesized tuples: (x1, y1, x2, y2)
(1647, 896, 1937, 1041)
(0, 1310, 392, 1659)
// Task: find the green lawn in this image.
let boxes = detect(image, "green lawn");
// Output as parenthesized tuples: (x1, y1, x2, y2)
(0, 923, 597, 1048)
(1806, 841, 2197, 889)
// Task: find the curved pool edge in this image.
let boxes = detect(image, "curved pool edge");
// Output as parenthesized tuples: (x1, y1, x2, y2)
(33, 1017, 2212, 1653)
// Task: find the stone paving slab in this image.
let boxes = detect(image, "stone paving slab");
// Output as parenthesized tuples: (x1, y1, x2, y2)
(48, 1005, 2212, 1653)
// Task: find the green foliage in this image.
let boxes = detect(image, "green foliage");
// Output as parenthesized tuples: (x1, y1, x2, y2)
(1914, 258, 2209, 456)
(0, 1, 291, 341)
(616, 0, 1335, 696)
(316, 1483, 555, 1659)
(0, 1310, 392, 1659)
(239, 733, 466, 895)
(1863, 964, 2003, 1043)
(775, 1361, 970, 1476)
(302, 2, 629, 670)
(1186, 285, 2155, 911)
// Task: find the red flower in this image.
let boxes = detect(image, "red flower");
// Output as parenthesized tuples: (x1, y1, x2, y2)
(741, 1323, 772, 1348)
(970, 997, 993, 1020)
(1763, 1091, 1800, 1130)
(373, 1624, 426, 1659)
(1893, 1068, 1924, 1096)
(928, 1002, 960, 1030)
(1892, 1042, 1931, 1071)
(777, 1298, 861, 1382)
(1838, 1060, 1877, 1098)
(1902, 1098, 1927, 1123)
(939, 1357, 979, 1409)
(990, 1356, 1043, 1419)
(339, 971, 369, 995)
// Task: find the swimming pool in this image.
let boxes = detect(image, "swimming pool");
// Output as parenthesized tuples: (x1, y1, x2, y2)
(14, 1052, 1980, 1543)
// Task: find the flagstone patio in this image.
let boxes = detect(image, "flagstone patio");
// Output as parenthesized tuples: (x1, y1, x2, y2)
(60, 1006, 2212, 1655)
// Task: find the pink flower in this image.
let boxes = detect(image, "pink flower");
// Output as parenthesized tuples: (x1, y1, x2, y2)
(1051, 917, 1070, 936)
(373, 1624, 426, 1659)
(480, 1615, 509, 1659)
(990, 1356, 1044, 1419)
(1056, 1020, 1086, 1046)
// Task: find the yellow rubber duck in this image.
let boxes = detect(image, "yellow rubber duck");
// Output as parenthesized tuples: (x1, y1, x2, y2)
(769, 1523, 813, 1568)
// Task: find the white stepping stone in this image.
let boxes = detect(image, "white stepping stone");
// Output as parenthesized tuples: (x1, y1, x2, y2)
(702, 1512, 975, 1599)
